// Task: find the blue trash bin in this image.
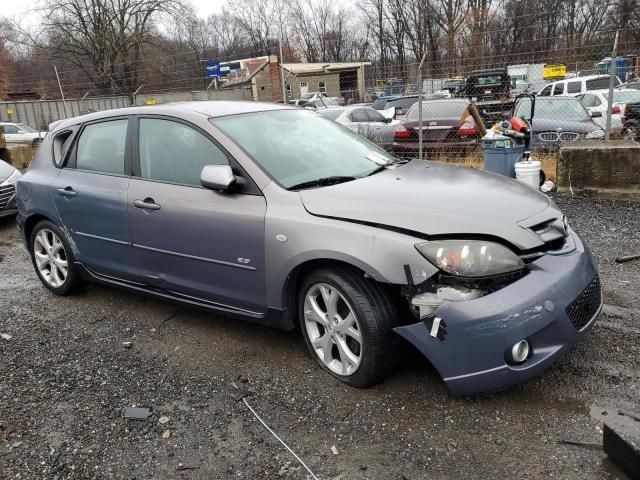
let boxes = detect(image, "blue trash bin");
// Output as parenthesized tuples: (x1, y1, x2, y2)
(482, 135, 525, 178)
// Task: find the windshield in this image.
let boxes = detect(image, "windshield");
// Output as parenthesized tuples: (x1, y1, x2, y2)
(516, 98, 589, 121)
(613, 90, 640, 103)
(16, 123, 38, 133)
(406, 101, 467, 120)
(213, 110, 395, 189)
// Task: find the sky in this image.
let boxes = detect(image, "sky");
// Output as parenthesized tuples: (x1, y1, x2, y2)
(1, 0, 224, 20)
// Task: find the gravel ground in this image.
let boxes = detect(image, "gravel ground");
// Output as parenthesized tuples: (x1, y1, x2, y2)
(0, 194, 639, 480)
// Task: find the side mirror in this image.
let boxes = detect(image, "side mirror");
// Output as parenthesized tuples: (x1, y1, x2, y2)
(590, 111, 603, 118)
(383, 117, 393, 123)
(200, 165, 235, 191)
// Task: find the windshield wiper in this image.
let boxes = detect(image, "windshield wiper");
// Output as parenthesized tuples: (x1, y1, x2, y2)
(287, 176, 356, 191)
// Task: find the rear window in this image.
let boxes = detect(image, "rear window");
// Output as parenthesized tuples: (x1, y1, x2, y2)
(586, 77, 621, 90)
(371, 99, 388, 110)
(406, 101, 468, 120)
(389, 97, 419, 109)
(566, 81, 582, 94)
(612, 90, 640, 103)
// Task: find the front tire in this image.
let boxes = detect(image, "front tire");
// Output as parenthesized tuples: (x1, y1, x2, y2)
(29, 220, 83, 295)
(298, 267, 399, 388)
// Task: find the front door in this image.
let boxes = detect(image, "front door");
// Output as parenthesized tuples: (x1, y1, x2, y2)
(127, 117, 267, 312)
(51, 117, 133, 277)
(300, 82, 309, 96)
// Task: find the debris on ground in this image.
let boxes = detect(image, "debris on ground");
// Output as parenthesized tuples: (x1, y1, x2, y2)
(162, 430, 171, 439)
(176, 463, 200, 471)
(158, 416, 170, 425)
(0, 333, 12, 340)
(122, 341, 133, 349)
(122, 407, 152, 420)
(602, 409, 640, 479)
(615, 254, 640, 264)
(331, 445, 339, 455)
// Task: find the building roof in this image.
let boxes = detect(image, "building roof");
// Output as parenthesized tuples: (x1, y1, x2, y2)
(222, 58, 270, 88)
(282, 62, 371, 75)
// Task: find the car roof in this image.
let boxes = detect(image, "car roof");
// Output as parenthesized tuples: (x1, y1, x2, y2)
(49, 101, 295, 133)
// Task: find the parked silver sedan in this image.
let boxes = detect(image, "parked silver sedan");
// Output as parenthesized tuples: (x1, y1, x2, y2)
(317, 106, 399, 149)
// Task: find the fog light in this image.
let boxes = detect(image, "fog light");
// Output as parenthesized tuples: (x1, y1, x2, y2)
(511, 340, 530, 363)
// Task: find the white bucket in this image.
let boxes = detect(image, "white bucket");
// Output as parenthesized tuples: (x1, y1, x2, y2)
(515, 160, 541, 189)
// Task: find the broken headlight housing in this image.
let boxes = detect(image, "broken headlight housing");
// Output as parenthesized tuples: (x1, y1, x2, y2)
(415, 240, 525, 278)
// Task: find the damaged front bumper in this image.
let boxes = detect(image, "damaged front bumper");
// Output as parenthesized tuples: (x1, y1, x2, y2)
(394, 229, 601, 396)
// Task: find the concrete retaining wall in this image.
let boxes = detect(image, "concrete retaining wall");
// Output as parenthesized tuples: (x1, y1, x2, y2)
(557, 142, 640, 197)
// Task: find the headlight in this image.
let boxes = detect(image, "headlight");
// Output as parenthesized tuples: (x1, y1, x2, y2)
(415, 240, 525, 278)
(585, 130, 605, 139)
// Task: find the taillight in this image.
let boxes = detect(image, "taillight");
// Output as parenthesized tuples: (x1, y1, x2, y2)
(394, 124, 410, 139)
(611, 105, 621, 114)
(457, 116, 477, 136)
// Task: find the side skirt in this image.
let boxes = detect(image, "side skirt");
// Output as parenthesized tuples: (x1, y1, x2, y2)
(75, 262, 294, 331)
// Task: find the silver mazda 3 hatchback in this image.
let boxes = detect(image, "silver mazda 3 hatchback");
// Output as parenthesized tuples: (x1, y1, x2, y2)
(16, 102, 601, 395)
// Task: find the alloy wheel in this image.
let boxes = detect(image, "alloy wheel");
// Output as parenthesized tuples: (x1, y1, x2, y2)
(33, 229, 68, 288)
(303, 282, 363, 376)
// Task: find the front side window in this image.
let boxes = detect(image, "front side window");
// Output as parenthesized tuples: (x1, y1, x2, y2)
(366, 108, 386, 122)
(538, 85, 552, 96)
(213, 110, 394, 189)
(138, 118, 228, 187)
(2, 125, 18, 134)
(350, 109, 370, 122)
(75, 119, 127, 175)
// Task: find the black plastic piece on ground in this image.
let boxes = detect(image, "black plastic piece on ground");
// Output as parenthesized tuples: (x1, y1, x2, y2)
(603, 412, 640, 480)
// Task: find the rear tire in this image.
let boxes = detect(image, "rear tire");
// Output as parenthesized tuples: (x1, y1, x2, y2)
(298, 267, 400, 388)
(29, 220, 83, 296)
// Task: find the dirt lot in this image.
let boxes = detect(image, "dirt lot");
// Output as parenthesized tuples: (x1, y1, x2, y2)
(1, 194, 639, 480)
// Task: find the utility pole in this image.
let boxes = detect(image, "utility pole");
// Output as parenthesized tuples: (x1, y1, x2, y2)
(278, 34, 287, 103)
(605, 31, 619, 141)
(54, 66, 68, 117)
(417, 50, 428, 161)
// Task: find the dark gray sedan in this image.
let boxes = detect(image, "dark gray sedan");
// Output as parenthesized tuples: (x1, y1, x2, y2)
(16, 102, 601, 396)
(514, 97, 605, 148)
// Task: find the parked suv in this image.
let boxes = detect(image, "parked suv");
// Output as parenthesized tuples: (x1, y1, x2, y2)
(537, 75, 621, 97)
(17, 102, 601, 396)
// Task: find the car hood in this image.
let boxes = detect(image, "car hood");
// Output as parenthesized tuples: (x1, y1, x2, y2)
(299, 161, 559, 250)
(532, 118, 600, 133)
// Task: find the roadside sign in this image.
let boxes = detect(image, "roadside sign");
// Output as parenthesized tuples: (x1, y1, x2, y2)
(544, 64, 566, 79)
(6, 107, 13, 116)
(205, 60, 221, 78)
(145, 97, 156, 105)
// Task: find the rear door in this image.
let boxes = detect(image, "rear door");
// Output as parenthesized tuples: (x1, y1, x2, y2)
(127, 116, 267, 312)
(51, 117, 133, 277)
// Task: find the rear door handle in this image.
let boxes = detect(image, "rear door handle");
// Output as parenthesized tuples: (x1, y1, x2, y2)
(57, 187, 77, 198)
(133, 198, 161, 211)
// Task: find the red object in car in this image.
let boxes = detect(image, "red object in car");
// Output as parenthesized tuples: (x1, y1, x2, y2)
(394, 124, 410, 139)
(456, 116, 477, 137)
(611, 105, 621, 114)
(509, 116, 528, 133)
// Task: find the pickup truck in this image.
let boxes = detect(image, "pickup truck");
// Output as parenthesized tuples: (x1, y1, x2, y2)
(463, 68, 513, 127)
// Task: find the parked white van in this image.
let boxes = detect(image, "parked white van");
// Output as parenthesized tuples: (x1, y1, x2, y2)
(537, 75, 621, 97)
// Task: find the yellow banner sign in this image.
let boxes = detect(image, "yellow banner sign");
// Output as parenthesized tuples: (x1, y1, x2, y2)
(6, 107, 14, 115)
(145, 97, 156, 105)
(544, 64, 566, 79)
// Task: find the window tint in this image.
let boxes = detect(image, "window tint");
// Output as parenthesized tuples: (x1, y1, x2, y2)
(366, 108, 386, 122)
(138, 118, 228, 186)
(552, 83, 564, 96)
(350, 109, 370, 122)
(2, 125, 18, 134)
(567, 81, 582, 94)
(586, 77, 620, 90)
(76, 120, 127, 175)
(538, 85, 552, 96)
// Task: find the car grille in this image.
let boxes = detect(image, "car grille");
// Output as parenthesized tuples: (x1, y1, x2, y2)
(0, 184, 15, 209)
(538, 131, 581, 142)
(565, 275, 602, 331)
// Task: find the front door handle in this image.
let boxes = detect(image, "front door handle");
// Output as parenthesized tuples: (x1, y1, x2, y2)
(133, 198, 161, 211)
(57, 187, 77, 198)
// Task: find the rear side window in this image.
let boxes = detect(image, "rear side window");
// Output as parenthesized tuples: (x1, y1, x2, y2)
(75, 120, 127, 175)
(587, 77, 620, 90)
(566, 81, 582, 94)
(552, 83, 564, 95)
(138, 118, 228, 187)
(366, 109, 386, 122)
